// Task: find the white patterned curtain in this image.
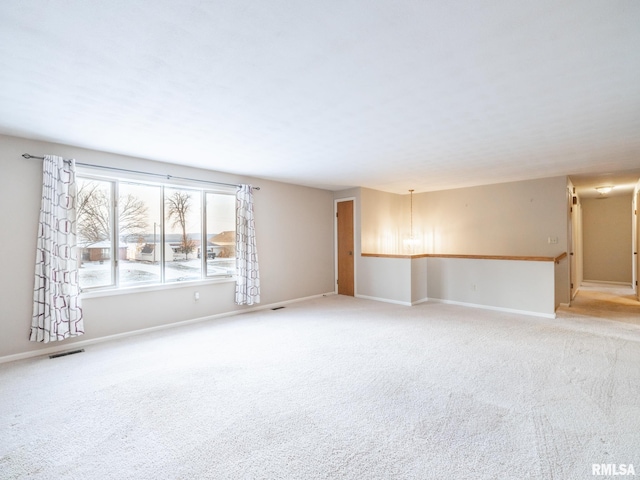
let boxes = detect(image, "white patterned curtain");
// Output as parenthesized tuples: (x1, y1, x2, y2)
(31, 155, 84, 343)
(235, 184, 260, 305)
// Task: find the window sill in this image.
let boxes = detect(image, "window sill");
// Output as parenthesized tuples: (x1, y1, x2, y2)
(80, 276, 236, 299)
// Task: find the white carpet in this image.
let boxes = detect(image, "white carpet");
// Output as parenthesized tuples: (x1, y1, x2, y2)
(1, 294, 639, 479)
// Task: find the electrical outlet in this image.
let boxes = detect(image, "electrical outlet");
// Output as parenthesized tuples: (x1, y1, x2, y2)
(547, 236, 558, 244)
(194, 291, 200, 301)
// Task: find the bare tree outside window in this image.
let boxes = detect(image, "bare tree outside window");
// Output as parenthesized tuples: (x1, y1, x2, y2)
(118, 182, 161, 287)
(77, 181, 110, 244)
(165, 190, 195, 259)
(119, 193, 150, 243)
(76, 179, 113, 288)
(77, 180, 149, 244)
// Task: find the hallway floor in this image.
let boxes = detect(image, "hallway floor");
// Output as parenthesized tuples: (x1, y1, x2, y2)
(558, 281, 640, 325)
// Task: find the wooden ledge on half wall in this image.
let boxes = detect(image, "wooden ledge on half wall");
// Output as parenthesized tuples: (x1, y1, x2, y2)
(361, 252, 568, 264)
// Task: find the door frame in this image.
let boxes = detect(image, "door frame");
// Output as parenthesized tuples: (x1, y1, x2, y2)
(334, 197, 357, 295)
(568, 186, 575, 304)
(635, 190, 639, 300)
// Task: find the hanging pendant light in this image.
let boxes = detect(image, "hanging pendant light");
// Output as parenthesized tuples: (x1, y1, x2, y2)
(409, 189, 414, 242)
(403, 189, 418, 253)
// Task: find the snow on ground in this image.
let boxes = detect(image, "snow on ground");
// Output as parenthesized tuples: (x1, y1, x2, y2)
(79, 258, 235, 289)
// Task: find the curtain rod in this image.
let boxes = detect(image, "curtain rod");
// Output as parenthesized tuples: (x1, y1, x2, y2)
(22, 153, 260, 190)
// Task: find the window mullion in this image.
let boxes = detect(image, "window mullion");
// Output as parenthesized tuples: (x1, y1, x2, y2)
(201, 191, 207, 278)
(160, 185, 165, 284)
(112, 180, 119, 288)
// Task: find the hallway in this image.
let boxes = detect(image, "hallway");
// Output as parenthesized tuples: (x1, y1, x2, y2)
(559, 282, 640, 325)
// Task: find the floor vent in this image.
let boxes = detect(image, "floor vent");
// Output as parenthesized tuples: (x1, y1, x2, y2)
(49, 349, 85, 359)
(271, 306, 285, 311)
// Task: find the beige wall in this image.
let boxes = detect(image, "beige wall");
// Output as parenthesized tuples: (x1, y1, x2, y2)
(361, 188, 405, 254)
(0, 134, 335, 359)
(582, 195, 633, 284)
(361, 176, 568, 257)
(419, 176, 568, 256)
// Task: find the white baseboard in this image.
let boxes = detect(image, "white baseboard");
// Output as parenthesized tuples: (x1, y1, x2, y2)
(0, 292, 336, 365)
(355, 294, 412, 307)
(582, 280, 633, 287)
(355, 294, 554, 318)
(427, 298, 556, 319)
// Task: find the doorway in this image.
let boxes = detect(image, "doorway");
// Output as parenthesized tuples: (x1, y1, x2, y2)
(569, 180, 640, 311)
(568, 170, 640, 311)
(559, 281, 640, 324)
(336, 199, 354, 296)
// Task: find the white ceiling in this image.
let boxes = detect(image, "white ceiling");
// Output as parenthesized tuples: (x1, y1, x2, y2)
(1, 1, 639, 195)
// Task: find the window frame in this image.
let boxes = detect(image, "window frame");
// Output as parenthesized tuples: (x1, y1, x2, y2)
(76, 169, 237, 296)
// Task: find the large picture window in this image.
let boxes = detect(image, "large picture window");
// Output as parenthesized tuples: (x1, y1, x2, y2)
(77, 174, 236, 291)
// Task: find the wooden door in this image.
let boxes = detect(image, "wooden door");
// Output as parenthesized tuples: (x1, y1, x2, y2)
(337, 200, 354, 296)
